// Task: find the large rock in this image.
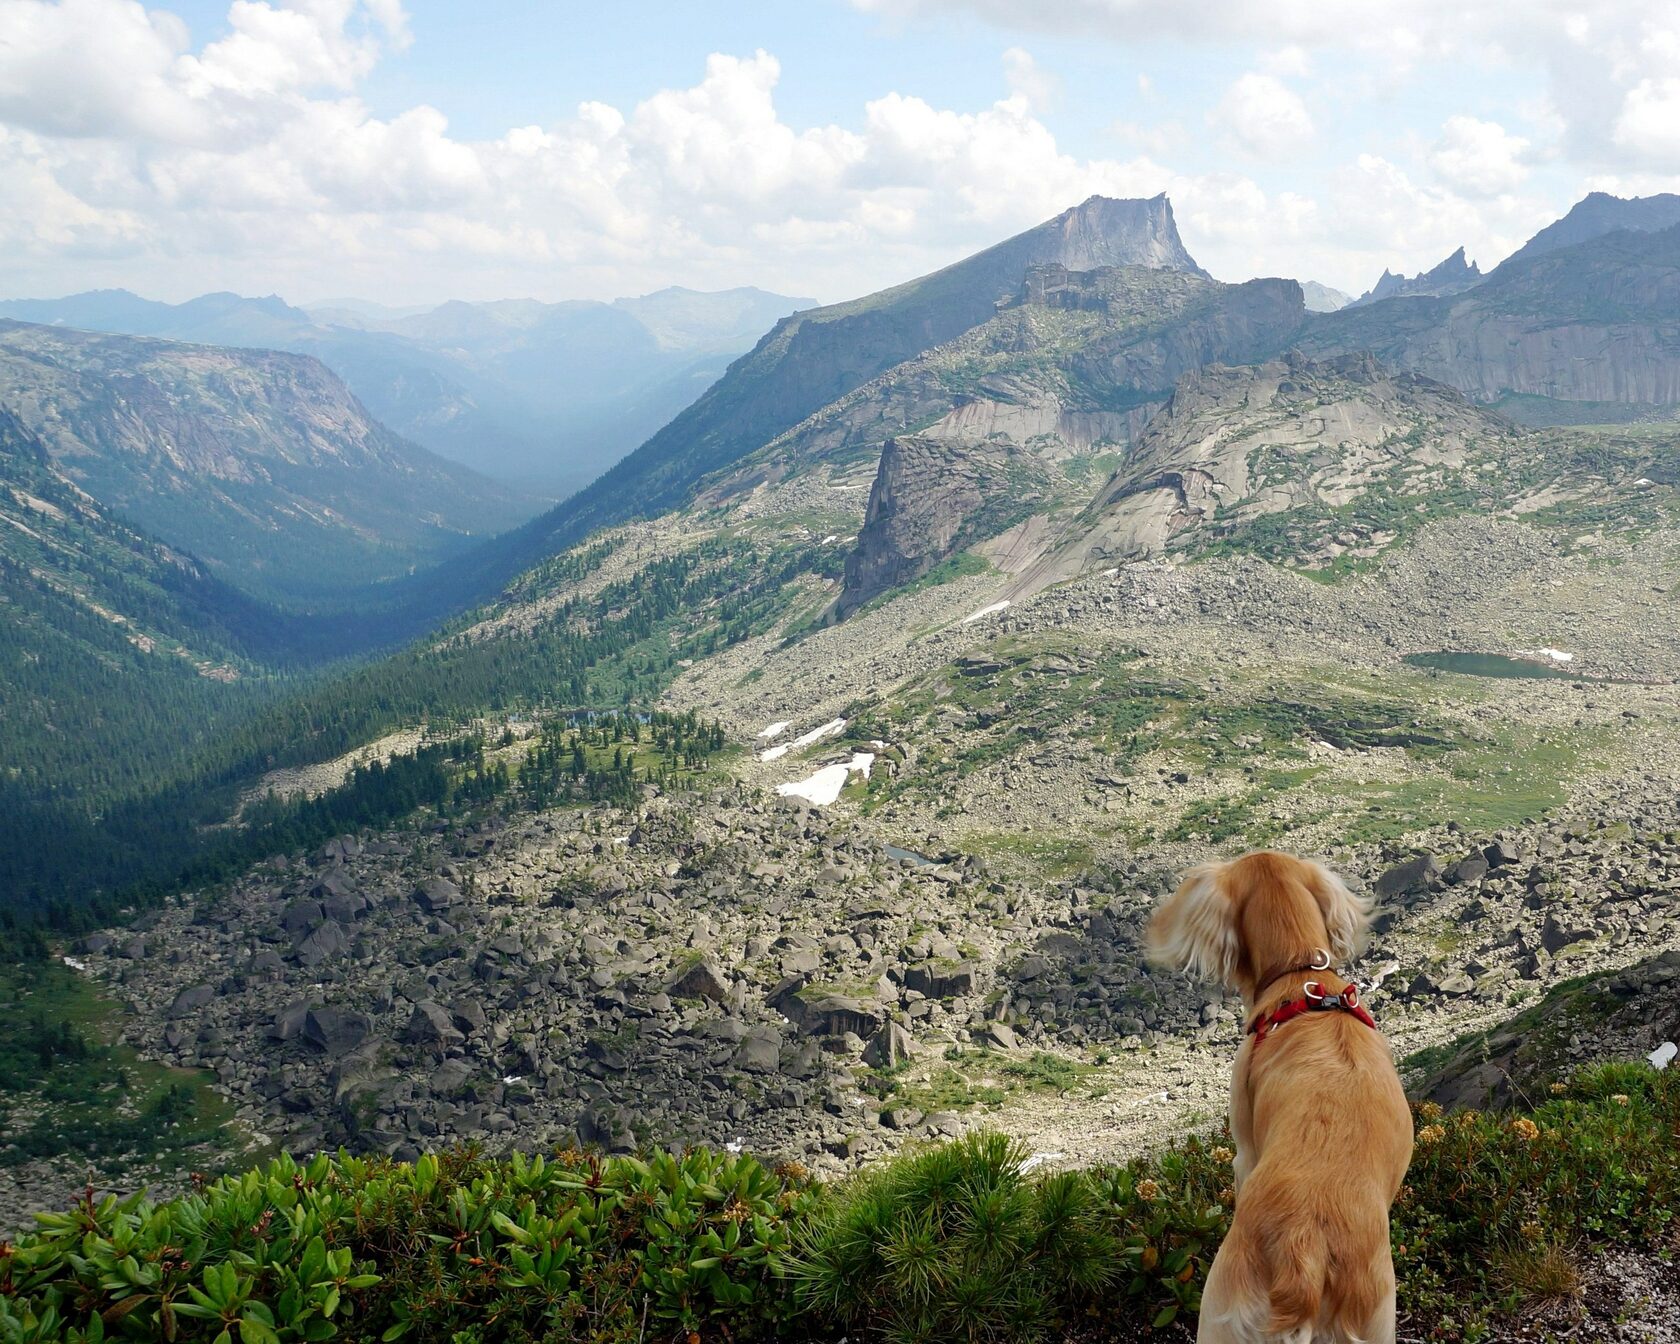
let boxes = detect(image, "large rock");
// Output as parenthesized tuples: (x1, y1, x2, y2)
(405, 1001, 465, 1048)
(301, 1007, 370, 1055)
(268, 1001, 312, 1042)
(167, 984, 215, 1019)
(280, 899, 325, 937)
(904, 961, 980, 999)
(794, 989, 885, 1038)
(1375, 854, 1439, 900)
(413, 877, 462, 914)
(862, 1021, 915, 1068)
(734, 1025, 783, 1073)
(1541, 914, 1596, 955)
(293, 919, 349, 968)
(667, 957, 729, 1003)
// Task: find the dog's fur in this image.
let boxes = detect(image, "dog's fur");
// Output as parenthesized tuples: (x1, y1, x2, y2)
(1146, 851, 1413, 1344)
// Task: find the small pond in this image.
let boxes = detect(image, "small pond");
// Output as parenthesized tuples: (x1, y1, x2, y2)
(1401, 651, 1595, 681)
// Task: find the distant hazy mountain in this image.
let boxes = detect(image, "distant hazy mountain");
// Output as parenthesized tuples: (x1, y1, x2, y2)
(1300, 281, 1353, 312)
(1499, 191, 1680, 270)
(0, 285, 813, 493)
(1347, 246, 1483, 307)
(0, 321, 531, 603)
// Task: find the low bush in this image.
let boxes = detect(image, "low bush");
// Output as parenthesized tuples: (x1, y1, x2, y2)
(0, 1146, 816, 1344)
(2, 1064, 1675, 1344)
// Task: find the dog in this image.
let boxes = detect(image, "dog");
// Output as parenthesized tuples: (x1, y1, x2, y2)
(1146, 851, 1413, 1344)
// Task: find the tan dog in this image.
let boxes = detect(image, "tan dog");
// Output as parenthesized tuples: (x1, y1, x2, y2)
(1146, 851, 1413, 1344)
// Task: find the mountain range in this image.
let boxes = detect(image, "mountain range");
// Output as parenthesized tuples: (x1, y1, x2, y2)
(0, 284, 811, 493)
(9, 185, 1680, 1253)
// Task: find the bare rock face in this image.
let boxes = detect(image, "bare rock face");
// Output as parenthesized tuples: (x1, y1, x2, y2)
(1304, 223, 1680, 411)
(1008, 352, 1517, 595)
(839, 436, 1043, 614)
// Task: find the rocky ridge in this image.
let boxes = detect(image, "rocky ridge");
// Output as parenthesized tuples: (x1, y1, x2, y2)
(1348, 246, 1484, 307)
(1301, 223, 1680, 412)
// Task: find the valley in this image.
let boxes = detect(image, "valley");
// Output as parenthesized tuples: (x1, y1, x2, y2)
(8, 187, 1680, 1340)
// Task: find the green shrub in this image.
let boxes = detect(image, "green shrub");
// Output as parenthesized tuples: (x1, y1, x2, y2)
(1393, 1062, 1680, 1341)
(0, 1146, 815, 1344)
(4, 1065, 1677, 1344)
(787, 1131, 1118, 1343)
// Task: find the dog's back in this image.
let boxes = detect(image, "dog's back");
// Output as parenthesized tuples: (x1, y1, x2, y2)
(1145, 851, 1413, 1344)
(1214, 1012, 1411, 1343)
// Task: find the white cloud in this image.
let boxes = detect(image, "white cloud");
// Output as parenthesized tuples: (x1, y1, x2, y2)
(1429, 116, 1530, 195)
(1259, 45, 1312, 78)
(1613, 78, 1680, 167)
(1209, 73, 1312, 158)
(1001, 47, 1058, 110)
(0, 0, 1669, 307)
(851, 0, 1680, 179)
(1324, 154, 1554, 286)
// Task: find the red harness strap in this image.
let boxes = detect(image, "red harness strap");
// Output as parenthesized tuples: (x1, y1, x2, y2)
(1247, 981, 1378, 1047)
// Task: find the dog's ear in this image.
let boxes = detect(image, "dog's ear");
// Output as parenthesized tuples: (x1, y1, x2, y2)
(1302, 859, 1373, 964)
(1146, 862, 1237, 987)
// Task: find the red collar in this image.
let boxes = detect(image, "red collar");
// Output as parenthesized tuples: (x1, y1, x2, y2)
(1246, 981, 1377, 1047)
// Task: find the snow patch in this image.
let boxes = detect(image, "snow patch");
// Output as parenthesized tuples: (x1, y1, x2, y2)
(1519, 647, 1574, 663)
(759, 743, 791, 762)
(1019, 1151, 1065, 1174)
(962, 600, 1011, 624)
(776, 752, 875, 806)
(757, 720, 792, 739)
(1651, 1041, 1677, 1071)
(61, 955, 88, 973)
(819, 534, 840, 545)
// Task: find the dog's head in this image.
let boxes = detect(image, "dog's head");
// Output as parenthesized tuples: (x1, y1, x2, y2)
(1144, 850, 1371, 998)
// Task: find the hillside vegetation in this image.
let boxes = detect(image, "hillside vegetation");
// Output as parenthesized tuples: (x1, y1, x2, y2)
(2, 1063, 1674, 1343)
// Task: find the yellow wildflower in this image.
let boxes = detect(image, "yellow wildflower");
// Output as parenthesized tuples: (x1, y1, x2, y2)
(1549, 1082, 1568, 1095)
(1136, 1179, 1161, 1203)
(1416, 1124, 1446, 1146)
(1510, 1118, 1540, 1142)
(1211, 1147, 1235, 1164)
(1417, 1101, 1443, 1121)
(1611, 1094, 1631, 1106)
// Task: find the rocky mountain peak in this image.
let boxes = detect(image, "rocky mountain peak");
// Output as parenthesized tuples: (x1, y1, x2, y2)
(1351, 246, 1483, 306)
(1044, 194, 1208, 277)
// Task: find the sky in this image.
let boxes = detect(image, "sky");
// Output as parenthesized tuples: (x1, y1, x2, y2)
(1, 0, 1678, 307)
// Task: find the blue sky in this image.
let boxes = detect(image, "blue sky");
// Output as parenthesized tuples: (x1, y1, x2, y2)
(1, 0, 1676, 305)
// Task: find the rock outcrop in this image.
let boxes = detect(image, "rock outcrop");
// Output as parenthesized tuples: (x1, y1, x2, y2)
(828, 267, 1307, 612)
(1006, 352, 1517, 594)
(1302, 223, 1680, 410)
(503, 196, 1214, 564)
(1348, 246, 1483, 307)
